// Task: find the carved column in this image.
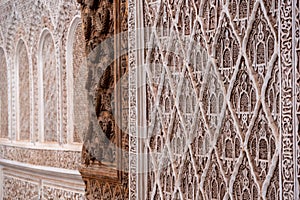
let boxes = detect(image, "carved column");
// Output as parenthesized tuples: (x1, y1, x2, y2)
(77, 0, 128, 199)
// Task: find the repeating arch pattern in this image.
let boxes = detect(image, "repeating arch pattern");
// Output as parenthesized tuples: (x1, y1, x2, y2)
(0, 1, 85, 199)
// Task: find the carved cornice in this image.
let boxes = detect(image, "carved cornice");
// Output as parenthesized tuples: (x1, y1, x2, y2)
(0, 145, 81, 170)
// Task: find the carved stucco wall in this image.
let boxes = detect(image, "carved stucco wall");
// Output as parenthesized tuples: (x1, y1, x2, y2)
(0, 0, 87, 199)
(127, 0, 300, 199)
(16, 39, 30, 141)
(72, 19, 88, 144)
(0, 0, 298, 199)
(40, 31, 58, 143)
(0, 47, 8, 139)
(296, 0, 300, 194)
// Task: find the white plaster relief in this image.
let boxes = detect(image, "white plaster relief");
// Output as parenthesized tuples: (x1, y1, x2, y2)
(127, 0, 295, 199)
(39, 30, 58, 143)
(66, 16, 88, 144)
(0, 47, 8, 139)
(0, 0, 84, 198)
(16, 39, 30, 141)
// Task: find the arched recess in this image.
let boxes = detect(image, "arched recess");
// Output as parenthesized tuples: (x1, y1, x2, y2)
(15, 39, 30, 141)
(38, 29, 58, 142)
(66, 16, 87, 144)
(0, 47, 8, 138)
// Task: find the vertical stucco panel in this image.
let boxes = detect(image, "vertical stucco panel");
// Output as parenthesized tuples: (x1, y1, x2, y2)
(294, 0, 300, 198)
(41, 32, 58, 142)
(17, 40, 30, 141)
(0, 48, 8, 139)
(72, 22, 88, 143)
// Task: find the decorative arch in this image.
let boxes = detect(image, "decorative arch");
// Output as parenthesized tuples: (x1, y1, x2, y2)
(15, 39, 30, 141)
(38, 29, 58, 142)
(66, 16, 87, 144)
(0, 47, 8, 139)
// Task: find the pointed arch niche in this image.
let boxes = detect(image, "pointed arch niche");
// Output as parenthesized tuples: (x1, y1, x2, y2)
(0, 47, 8, 139)
(15, 39, 30, 141)
(38, 29, 58, 143)
(66, 16, 87, 144)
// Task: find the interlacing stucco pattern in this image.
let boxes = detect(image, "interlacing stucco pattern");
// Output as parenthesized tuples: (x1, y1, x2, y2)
(128, 0, 300, 199)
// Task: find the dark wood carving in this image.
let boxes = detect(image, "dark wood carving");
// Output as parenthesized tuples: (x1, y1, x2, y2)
(77, 0, 128, 198)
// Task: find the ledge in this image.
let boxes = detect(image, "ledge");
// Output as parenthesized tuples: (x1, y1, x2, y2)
(0, 140, 82, 151)
(0, 159, 83, 183)
(79, 164, 121, 183)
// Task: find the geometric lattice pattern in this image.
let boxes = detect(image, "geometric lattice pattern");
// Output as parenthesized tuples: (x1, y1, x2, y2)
(127, 0, 300, 199)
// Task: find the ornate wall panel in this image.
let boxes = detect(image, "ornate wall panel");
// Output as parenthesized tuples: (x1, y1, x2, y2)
(1, 168, 85, 200)
(280, 0, 297, 198)
(84, 179, 128, 200)
(0, 0, 85, 198)
(16, 40, 30, 141)
(72, 22, 87, 143)
(59, 0, 83, 145)
(0, 145, 81, 170)
(42, 185, 85, 199)
(0, 47, 8, 139)
(3, 175, 39, 199)
(0, 0, 83, 144)
(295, 0, 300, 198)
(127, 0, 299, 199)
(40, 31, 58, 142)
(66, 17, 88, 144)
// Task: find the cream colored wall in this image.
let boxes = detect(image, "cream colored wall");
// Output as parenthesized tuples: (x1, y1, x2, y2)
(0, 0, 87, 198)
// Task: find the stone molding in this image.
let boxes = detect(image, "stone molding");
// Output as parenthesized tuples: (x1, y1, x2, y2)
(0, 159, 85, 199)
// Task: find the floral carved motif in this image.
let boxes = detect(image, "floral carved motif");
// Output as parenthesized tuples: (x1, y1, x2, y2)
(0, 145, 81, 170)
(43, 186, 85, 200)
(3, 176, 39, 199)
